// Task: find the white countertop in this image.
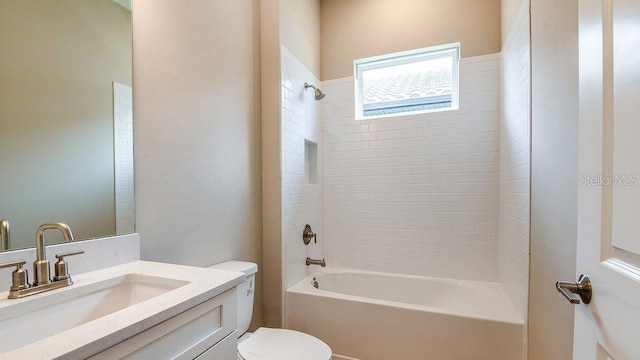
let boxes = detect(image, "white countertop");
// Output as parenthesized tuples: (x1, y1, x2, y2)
(0, 261, 245, 359)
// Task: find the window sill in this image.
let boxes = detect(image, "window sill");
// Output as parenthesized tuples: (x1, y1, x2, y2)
(355, 105, 459, 121)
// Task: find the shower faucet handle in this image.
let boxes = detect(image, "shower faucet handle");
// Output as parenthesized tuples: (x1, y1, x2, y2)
(303, 224, 317, 245)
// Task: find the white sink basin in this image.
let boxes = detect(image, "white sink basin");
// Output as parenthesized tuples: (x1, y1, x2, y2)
(0, 261, 244, 359)
(0, 274, 188, 353)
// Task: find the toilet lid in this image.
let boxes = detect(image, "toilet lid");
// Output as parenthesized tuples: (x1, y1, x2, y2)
(237, 328, 331, 360)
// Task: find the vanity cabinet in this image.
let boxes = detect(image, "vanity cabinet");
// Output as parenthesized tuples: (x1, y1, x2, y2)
(89, 288, 237, 360)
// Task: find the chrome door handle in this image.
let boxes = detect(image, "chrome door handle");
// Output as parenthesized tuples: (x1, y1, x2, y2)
(556, 274, 592, 304)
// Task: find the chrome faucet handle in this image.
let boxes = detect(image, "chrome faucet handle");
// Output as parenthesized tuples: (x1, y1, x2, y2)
(0, 260, 25, 269)
(303, 224, 317, 245)
(53, 251, 84, 282)
(0, 260, 30, 292)
(55, 251, 84, 260)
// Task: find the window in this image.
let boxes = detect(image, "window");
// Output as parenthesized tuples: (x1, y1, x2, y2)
(354, 43, 460, 119)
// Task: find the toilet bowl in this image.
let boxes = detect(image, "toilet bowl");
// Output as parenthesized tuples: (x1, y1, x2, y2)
(237, 327, 331, 360)
(209, 261, 332, 360)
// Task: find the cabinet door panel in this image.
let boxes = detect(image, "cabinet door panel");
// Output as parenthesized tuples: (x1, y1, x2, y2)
(89, 289, 237, 360)
(194, 333, 237, 360)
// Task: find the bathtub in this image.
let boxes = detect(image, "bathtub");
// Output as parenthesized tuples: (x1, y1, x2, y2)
(286, 268, 524, 360)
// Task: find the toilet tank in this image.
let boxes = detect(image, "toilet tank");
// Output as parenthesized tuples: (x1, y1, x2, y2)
(209, 261, 258, 336)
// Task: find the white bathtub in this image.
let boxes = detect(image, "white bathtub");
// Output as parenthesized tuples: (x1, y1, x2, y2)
(286, 268, 524, 360)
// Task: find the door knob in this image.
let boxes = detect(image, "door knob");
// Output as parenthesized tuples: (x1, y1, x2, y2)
(556, 274, 592, 304)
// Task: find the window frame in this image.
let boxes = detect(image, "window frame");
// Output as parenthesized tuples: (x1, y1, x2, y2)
(354, 42, 461, 120)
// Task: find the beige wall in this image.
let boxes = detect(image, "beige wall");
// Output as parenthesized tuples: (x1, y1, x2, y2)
(261, 0, 284, 328)
(133, 0, 263, 329)
(320, 0, 501, 80)
(501, 0, 528, 44)
(529, 0, 579, 359)
(280, 0, 321, 78)
(0, 0, 131, 248)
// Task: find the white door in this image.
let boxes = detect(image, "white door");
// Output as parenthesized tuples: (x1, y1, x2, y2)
(573, 0, 640, 359)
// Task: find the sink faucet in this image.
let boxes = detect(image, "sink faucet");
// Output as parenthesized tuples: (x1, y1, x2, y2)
(0, 219, 9, 251)
(0, 222, 83, 299)
(33, 223, 74, 286)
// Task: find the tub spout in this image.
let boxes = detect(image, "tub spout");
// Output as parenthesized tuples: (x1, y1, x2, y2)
(306, 257, 326, 267)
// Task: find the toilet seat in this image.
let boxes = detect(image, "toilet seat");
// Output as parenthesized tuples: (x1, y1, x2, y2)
(237, 328, 331, 360)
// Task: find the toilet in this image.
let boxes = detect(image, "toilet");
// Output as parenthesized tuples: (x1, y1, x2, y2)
(209, 261, 332, 360)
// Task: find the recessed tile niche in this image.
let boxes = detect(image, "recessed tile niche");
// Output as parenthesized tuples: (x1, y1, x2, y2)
(304, 139, 318, 184)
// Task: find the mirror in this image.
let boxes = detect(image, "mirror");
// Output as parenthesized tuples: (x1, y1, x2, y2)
(0, 0, 133, 251)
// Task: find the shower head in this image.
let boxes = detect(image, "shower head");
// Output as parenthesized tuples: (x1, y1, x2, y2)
(304, 82, 326, 101)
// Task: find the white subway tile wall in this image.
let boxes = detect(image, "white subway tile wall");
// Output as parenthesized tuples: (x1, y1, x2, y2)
(281, 46, 324, 290)
(113, 82, 135, 235)
(500, 3, 531, 357)
(321, 54, 501, 281)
